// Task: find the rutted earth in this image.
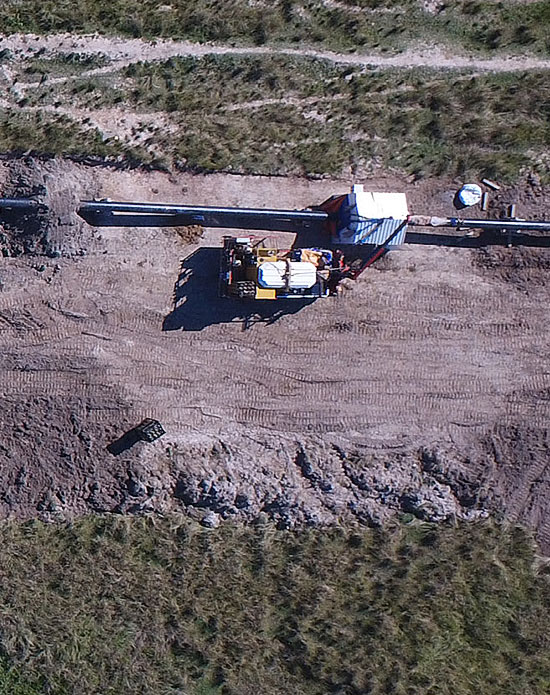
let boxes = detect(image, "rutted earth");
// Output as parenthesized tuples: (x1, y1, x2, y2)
(1, 158, 550, 550)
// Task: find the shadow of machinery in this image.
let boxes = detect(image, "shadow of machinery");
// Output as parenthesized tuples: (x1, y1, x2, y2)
(162, 247, 315, 332)
(159, 231, 550, 333)
(79, 208, 318, 331)
(80, 206, 550, 334)
(405, 228, 550, 248)
(107, 419, 165, 456)
(107, 428, 141, 456)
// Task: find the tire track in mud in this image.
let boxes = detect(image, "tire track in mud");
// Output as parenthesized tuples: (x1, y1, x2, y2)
(326, 320, 541, 344)
(234, 388, 499, 433)
(173, 290, 544, 434)
(1, 276, 544, 435)
(506, 379, 550, 428)
(0, 314, 77, 348)
(489, 428, 550, 549)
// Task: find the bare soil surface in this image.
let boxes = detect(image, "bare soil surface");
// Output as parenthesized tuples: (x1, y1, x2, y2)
(1, 158, 550, 549)
(2, 33, 550, 74)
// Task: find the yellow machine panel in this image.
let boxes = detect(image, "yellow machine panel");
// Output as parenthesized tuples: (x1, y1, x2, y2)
(256, 248, 279, 262)
(255, 287, 277, 300)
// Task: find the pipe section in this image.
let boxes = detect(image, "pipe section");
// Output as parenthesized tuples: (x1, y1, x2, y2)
(79, 200, 328, 233)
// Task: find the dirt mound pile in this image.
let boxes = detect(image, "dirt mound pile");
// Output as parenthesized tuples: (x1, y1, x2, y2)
(158, 435, 490, 529)
(4, 418, 549, 551)
(475, 245, 550, 291)
(0, 158, 99, 257)
(0, 158, 204, 257)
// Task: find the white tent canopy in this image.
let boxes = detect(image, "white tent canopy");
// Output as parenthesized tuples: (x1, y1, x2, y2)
(335, 184, 409, 247)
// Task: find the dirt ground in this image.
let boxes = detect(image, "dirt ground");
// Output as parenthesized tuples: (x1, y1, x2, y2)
(3, 32, 550, 74)
(1, 158, 549, 551)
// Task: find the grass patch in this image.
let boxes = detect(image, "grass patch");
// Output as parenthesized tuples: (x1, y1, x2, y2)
(19, 51, 111, 81)
(0, 659, 45, 695)
(12, 54, 549, 181)
(0, 517, 547, 695)
(0, 109, 148, 163)
(0, 1, 549, 56)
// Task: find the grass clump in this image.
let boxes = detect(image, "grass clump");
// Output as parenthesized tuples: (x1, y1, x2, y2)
(0, 1, 549, 56)
(0, 658, 45, 695)
(20, 52, 111, 81)
(0, 109, 143, 162)
(0, 517, 547, 695)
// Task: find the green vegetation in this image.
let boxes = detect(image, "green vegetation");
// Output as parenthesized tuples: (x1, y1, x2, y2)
(0, 0, 549, 55)
(0, 659, 44, 695)
(20, 51, 111, 81)
(0, 110, 128, 160)
(7, 54, 549, 181)
(0, 517, 547, 695)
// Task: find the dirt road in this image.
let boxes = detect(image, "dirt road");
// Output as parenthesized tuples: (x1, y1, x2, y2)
(2, 33, 550, 74)
(1, 159, 549, 549)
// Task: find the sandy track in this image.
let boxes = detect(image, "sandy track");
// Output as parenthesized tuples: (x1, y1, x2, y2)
(2, 33, 550, 73)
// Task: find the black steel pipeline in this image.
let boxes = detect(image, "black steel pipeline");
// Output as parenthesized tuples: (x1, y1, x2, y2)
(79, 200, 328, 233)
(79, 200, 328, 219)
(0, 198, 45, 210)
(451, 217, 550, 233)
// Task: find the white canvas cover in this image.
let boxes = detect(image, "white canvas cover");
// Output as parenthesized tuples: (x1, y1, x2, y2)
(457, 184, 482, 207)
(257, 261, 317, 289)
(336, 185, 409, 246)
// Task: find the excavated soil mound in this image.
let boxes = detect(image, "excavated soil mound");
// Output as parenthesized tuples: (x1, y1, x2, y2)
(0, 158, 203, 256)
(0, 158, 98, 256)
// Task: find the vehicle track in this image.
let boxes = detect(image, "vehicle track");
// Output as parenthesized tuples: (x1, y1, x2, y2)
(1, 159, 550, 545)
(2, 33, 550, 75)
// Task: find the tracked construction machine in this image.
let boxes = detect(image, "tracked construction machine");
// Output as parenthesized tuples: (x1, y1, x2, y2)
(218, 185, 410, 300)
(219, 237, 346, 300)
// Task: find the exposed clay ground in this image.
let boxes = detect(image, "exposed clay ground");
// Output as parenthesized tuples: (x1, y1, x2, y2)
(0, 158, 549, 550)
